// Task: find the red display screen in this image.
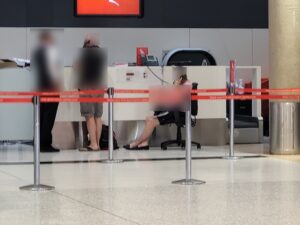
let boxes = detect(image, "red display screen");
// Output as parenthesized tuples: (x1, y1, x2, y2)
(76, 0, 142, 16)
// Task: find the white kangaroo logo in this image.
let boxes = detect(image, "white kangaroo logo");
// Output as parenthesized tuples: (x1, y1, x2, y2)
(108, 0, 120, 6)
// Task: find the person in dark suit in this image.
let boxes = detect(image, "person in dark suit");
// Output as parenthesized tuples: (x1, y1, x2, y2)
(31, 31, 62, 152)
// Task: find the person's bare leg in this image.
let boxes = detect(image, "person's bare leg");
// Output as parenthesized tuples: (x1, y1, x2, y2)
(86, 116, 99, 150)
(138, 140, 150, 147)
(130, 116, 159, 147)
(95, 117, 102, 149)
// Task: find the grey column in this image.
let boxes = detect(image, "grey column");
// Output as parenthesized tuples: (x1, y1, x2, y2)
(269, 0, 300, 154)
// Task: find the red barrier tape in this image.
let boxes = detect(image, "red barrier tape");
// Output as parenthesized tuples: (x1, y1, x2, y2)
(1, 95, 300, 103)
(1, 88, 300, 103)
(40, 95, 300, 102)
(0, 88, 234, 96)
(0, 98, 32, 103)
(192, 95, 300, 100)
(41, 97, 150, 103)
(236, 88, 300, 93)
(2, 88, 300, 97)
(192, 89, 227, 93)
(114, 89, 150, 94)
(0, 89, 107, 97)
(115, 89, 228, 94)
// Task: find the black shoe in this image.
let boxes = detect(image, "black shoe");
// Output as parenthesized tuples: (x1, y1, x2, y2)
(87, 146, 100, 152)
(123, 144, 139, 151)
(138, 145, 149, 150)
(40, 146, 60, 153)
(124, 144, 149, 151)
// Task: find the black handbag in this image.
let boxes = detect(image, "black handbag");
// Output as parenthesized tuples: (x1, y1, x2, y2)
(99, 125, 119, 150)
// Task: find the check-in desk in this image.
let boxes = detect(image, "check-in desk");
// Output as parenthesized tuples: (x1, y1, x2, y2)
(0, 66, 263, 148)
(53, 66, 228, 148)
(0, 68, 34, 142)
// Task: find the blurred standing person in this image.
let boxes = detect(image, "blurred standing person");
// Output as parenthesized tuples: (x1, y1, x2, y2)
(75, 35, 106, 151)
(31, 31, 63, 152)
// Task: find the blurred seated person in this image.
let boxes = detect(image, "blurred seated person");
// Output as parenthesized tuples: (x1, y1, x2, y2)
(124, 74, 191, 151)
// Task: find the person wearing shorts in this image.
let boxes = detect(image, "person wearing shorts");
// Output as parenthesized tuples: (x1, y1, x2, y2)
(80, 93, 103, 118)
(124, 75, 189, 151)
(75, 34, 105, 151)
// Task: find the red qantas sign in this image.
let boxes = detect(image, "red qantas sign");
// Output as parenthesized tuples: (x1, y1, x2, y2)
(76, 0, 141, 16)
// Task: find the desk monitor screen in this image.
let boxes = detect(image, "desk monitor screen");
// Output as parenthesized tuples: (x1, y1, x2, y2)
(76, 0, 142, 16)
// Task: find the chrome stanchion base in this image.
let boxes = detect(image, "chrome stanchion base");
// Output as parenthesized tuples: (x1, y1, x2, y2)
(19, 184, 55, 191)
(223, 156, 242, 160)
(172, 179, 206, 185)
(101, 159, 124, 164)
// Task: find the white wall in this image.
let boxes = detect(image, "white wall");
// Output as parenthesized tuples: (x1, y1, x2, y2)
(253, 29, 269, 77)
(0, 28, 269, 81)
(0, 28, 27, 59)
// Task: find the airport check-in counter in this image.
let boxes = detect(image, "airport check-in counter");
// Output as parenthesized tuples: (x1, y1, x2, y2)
(0, 66, 261, 148)
(53, 66, 228, 148)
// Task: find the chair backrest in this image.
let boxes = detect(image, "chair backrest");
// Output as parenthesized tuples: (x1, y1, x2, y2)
(174, 82, 198, 127)
(191, 83, 198, 116)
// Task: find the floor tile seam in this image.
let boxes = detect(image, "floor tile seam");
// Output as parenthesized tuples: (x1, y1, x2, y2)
(0, 168, 25, 181)
(52, 190, 144, 225)
(0, 155, 265, 166)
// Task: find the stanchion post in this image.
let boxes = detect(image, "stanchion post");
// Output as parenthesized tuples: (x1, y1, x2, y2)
(101, 88, 123, 164)
(186, 109, 192, 180)
(224, 60, 240, 160)
(20, 96, 55, 191)
(172, 96, 205, 185)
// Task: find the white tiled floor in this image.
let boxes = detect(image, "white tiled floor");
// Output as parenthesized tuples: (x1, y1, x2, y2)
(1, 144, 300, 225)
(0, 144, 269, 163)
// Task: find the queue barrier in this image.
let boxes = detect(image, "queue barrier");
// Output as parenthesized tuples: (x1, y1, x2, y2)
(2, 93, 300, 104)
(1, 62, 300, 190)
(19, 96, 54, 191)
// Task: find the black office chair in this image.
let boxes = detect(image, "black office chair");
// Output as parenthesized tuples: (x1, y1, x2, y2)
(161, 83, 201, 150)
